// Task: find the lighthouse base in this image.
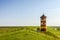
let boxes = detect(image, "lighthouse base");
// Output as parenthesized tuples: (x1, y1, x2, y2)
(41, 28, 46, 31)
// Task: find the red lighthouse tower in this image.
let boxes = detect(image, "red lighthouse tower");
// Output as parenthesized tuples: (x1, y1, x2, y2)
(40, 14, 47, 31)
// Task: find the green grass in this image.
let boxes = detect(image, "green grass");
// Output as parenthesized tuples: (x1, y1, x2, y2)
(0, 26, 60, 40)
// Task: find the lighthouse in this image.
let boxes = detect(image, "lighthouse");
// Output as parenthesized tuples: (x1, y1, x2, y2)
(40, 14, 47, 31)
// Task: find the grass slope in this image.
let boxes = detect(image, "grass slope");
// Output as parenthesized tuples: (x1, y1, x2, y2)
(0, 26, 60, 40)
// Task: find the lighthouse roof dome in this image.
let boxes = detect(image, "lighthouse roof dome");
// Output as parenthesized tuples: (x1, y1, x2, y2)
(40, 14, 46, 18)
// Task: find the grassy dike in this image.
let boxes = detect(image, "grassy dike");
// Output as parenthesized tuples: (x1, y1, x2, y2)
(0, 26, 60, 40)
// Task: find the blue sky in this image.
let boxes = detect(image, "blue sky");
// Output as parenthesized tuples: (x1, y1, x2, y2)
(0, 0, 60, 26)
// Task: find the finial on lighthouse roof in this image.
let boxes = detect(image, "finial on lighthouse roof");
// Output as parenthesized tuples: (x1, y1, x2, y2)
(42, 12, 45, 16)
